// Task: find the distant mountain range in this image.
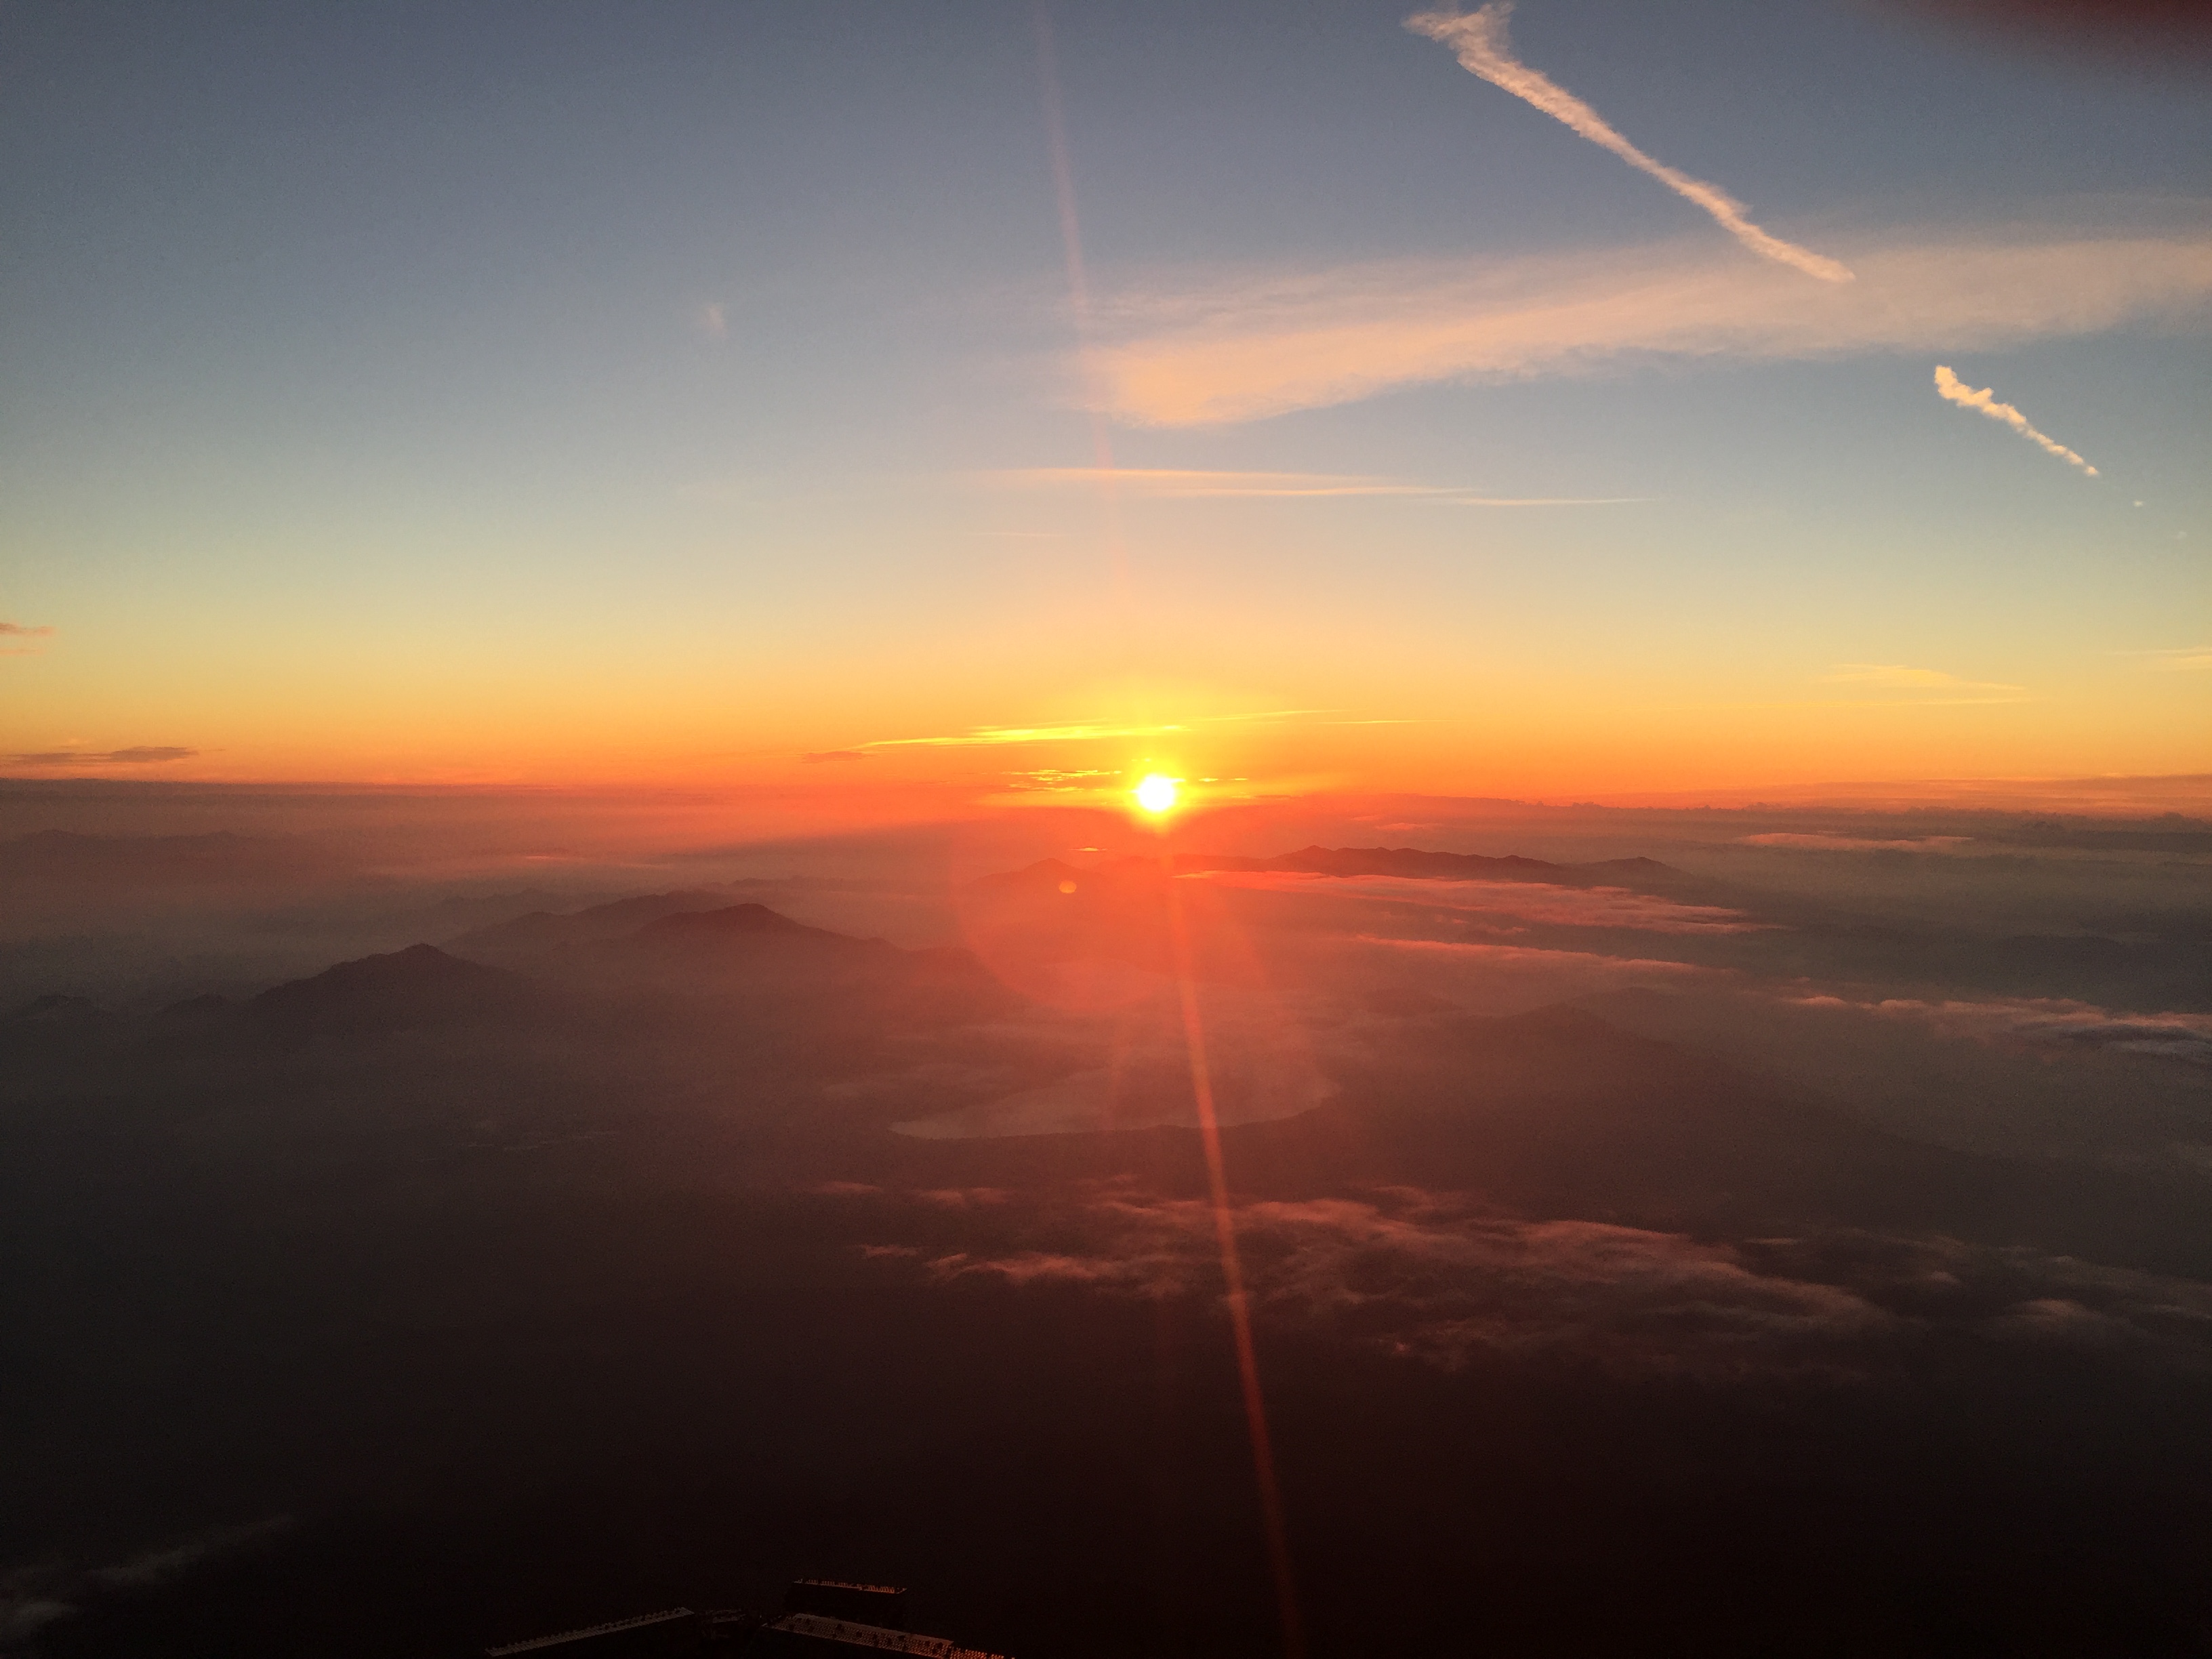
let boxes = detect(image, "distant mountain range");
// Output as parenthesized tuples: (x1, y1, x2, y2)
(444, 890, 735, 962)
(247, 941, 539, 1036)
(0, 829, 341, 883)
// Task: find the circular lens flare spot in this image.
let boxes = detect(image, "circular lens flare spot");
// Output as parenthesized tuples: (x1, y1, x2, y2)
(1134, 774, 1181, 815)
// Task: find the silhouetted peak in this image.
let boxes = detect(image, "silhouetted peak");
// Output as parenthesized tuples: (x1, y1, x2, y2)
(257, 943, 502, 998)
(447, 889, 736, 958)
(638, 902, 813, 939)
(251, 943, 531, 1033)
(159, 992, 234, 1021)
(8, 991, 101, 1023)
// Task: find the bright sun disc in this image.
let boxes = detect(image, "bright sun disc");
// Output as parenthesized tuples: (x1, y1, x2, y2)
(1134, 774, 1179, 814)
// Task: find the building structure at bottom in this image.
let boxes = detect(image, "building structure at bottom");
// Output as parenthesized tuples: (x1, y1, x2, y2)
(483, 1581, 1010, 1659)
(745, 1612, 1009, 1659)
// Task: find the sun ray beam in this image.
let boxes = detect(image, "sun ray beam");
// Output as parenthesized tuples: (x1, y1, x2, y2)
(1162, 846, 1306, 1659)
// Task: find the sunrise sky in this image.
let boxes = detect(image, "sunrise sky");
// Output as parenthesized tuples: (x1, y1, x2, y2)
(3, 0, 2207, 805)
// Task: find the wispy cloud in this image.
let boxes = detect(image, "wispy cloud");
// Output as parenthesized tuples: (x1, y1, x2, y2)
(6, 745, 198, 766)
(1000, 767, 1119, 792)
(1820, 664, 2030, 705)
(857, 708, 1328, 751)
(1793, 994, 2212, 1067)
(916, 1189, 1891, 1372)
(864, 1184, 2212, 1376)
(1084, 229, 2212, 426)
(979, 468, 1643, 505)
(1824, 663, 2022, 692)
(1933, 365, 2097, 474)
(1406, 4, 1852, 283)
(1195, 869, 1765, 935)
(861, 721, 1189, 751)
(2120, 646, 2212, 673)
(0, 619, 54, 657)
(1, 1519, 291, 1645)
(1740, 832, 1973, 853)
(1358, 935, 1717, 977)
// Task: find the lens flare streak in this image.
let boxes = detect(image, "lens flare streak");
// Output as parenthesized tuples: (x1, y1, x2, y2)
(1162, 857, 1305, 1659)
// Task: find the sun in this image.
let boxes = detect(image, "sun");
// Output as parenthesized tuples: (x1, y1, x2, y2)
(1133, 773, 1181, 815)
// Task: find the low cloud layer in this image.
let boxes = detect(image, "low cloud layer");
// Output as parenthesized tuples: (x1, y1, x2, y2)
(882, 979, 1334, 1140)
(856, 708, 1327, 752)
(5, 746, 197, 767)
(2127, 646, 2212, 673)
(1198, 869, 1763, 934)
(1086, 229, 2212, 425)
(0, 621, 54, 659)
(1933, 365, 2097, 474)
(1, 1519, 291, 1645)
(1795, 994, 2212, 1065)
(885, 1186, 2212, 1378)
(1354, 934, 1715, 978)
(1406, 4, 1852, 283)
(1738, 832, 1973, 852)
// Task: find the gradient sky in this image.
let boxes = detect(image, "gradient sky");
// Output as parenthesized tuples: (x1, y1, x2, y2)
(3, 0, 2207, 802)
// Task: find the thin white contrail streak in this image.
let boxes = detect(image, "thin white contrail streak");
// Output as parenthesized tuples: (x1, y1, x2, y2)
(1405, 3, 1853, 283)
(1032, 4, 1134, 619)
(1933, 367, 2097, 475)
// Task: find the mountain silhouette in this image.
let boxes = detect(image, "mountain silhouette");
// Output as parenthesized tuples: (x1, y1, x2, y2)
(7, 991, 103, 1024)
(250, 943, 538, 1036)
(576, 903, 1011, 1024)
(447, 889, 733, 963)
(635, 902, 824, 942)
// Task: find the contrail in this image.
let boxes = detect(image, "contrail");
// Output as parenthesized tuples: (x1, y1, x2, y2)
(1933, 366, 2097, 475)
(1032, 4, 1135, 628)
(1405, 4, 1852, 283)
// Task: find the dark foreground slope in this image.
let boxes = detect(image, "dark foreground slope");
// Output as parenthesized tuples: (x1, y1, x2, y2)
(3, 905, 2210, 1658)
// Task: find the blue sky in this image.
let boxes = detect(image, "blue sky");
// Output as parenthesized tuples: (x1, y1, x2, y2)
(1, 1, 2206, 791)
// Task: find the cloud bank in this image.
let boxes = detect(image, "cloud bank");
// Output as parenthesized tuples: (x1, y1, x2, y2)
(1795, 994, 2212, 1066)
(1086, 229, 2212, 425)
(0, 620, 54, 658)
(857, 708, 1331, 752)
(1933, 366, 2097, 474)
(2129, 646, 2212, 673)
(893, 1187, 2212, 1378)
(1197, 869, 1764, 934)
(6, 746, 198, 767)
(1406, 4, 1852, 283)
(1, 1519, 291, 1645)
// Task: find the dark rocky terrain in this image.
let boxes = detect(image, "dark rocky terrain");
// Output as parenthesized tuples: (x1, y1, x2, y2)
(5, 847, 2210, 1657)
